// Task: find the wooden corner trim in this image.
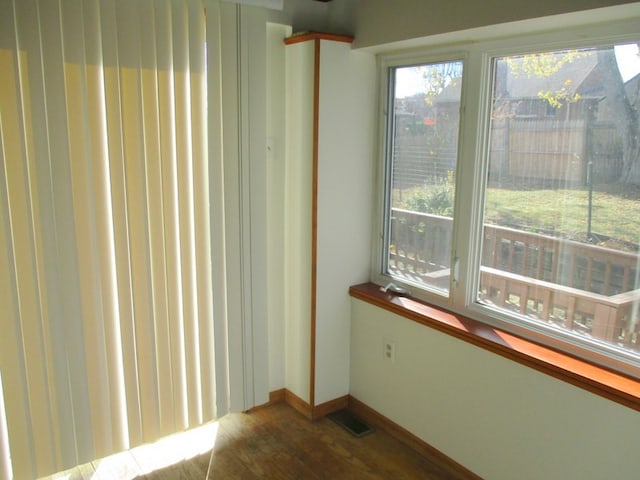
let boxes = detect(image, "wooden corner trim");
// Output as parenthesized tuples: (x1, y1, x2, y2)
(247, 389, 286, 412)
(284, 32, 353, 45)
(309, 36, 321, 411)
(283, 390, 313, 419)
(348, 396, 482, 480)
(264, 390, 349, 421)
(269, 388, 286, 404)
(312, 395, 349, 420)
(349, 282, 640, 412)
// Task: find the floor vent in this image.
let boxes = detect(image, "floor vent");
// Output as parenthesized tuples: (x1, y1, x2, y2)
(328, 410, 374, 438)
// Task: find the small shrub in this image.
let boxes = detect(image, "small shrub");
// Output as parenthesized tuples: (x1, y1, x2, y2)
(404, 179, 454, 216)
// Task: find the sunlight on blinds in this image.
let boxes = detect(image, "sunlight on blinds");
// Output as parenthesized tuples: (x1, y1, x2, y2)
(0, 0, 219, 478)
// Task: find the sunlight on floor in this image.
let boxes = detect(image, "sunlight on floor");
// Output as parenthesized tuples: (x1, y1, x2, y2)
(42, 420, 219, 480)
(0, 372, 13, 480)
(95, 421, 219, 479)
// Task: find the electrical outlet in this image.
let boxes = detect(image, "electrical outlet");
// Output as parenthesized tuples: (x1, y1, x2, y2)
(383, 339, 396, 363)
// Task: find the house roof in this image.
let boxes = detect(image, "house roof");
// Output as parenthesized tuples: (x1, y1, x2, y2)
(435, 51, 602, 102)
(504, 52, 598, 99)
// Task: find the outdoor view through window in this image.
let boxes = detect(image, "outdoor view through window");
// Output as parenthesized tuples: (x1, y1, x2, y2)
(386, 43, 640, 360)
(388, 60, 463, 295)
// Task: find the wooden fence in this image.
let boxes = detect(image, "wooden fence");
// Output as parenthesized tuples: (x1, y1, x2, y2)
(390, 208, 640, 351)
(392, 119, 621, 189)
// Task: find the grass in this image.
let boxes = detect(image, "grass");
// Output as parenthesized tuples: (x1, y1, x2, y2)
(396, 183, 640, 250)
(485, 187, 640, 245)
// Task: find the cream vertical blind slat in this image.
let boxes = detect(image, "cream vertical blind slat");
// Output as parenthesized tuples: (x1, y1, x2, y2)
(0, 0, 224, 477)
(83, 0, 129, 456)
(38, 0, 96, 467)
(99, 0, 146, 450)
(190, 2, 216, 423)
(119, 12, 162, 445)
(16, 0, 84, 469)
(0, 24, 58, 476)
(0, 49, 40, 480)
(173, 1, 203, 430)
(140, 2, 175, 439)
(205, 0, 233, 417)
(155, 3, 190, 434)
(61, 0, 116, 460)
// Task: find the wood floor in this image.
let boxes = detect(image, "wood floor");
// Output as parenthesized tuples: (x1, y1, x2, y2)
(43, 403, 469, 480)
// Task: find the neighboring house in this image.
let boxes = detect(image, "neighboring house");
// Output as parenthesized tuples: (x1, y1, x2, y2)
(625, 71, 640, 108)
(413, 52, 626, 184)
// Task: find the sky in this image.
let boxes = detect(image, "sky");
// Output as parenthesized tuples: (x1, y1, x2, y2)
(615, 43, 640, 82)
(395, 43, 640, 98)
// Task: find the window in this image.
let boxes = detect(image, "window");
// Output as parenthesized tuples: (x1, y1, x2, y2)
(376, 24, 640, 377)
(385, 60, 463, 295)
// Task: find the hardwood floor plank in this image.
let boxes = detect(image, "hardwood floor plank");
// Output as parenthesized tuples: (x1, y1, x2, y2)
(235, 404, 455, 480)
(43, 402, 470, 479)
(264, 409, 381, 479)
(210, 410, 319, 479)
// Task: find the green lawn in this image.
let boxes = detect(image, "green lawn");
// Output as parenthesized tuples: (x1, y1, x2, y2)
(484, 187, 640, 247)
(396, 184, 640, 250)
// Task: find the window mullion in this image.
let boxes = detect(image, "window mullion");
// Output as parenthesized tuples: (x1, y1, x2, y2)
(450, 49, 491, 311)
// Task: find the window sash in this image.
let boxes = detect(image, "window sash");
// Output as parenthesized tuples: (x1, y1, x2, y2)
(374, 23, 640, 378)
(382, 60, 464, 296)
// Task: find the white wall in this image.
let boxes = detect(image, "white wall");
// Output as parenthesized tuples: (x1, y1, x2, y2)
(266, 22, 290, 393)
(350, 299, 640, 479)
(283, 39, 315, 402)
(353, 0, 639, 49)
(314, 41, 376, 404)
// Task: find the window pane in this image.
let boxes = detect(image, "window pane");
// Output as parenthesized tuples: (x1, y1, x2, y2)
(479, 45, 640, 357)
(385, 61, 463, 293)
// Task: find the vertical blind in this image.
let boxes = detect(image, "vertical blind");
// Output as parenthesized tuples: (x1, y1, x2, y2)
(0, 0, 224, 478)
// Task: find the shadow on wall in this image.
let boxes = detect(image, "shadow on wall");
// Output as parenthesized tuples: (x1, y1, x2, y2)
(275, 0, 356, 35)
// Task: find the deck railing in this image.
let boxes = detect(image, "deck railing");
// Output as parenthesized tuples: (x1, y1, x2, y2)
(390, 208, 640, 351)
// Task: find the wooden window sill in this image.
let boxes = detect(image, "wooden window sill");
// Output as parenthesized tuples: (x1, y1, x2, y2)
(349, 282, 640, 413)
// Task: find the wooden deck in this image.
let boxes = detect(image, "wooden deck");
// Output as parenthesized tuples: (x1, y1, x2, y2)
(390, 209, 640, 352)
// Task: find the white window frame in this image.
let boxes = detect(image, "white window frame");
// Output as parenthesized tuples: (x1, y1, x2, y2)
(373, 18, 640, 378)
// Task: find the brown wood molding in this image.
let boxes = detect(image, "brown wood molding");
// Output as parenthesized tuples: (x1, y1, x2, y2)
(269, 388, 286, 404)
(264, 390, 350, 420)
(312, 395, 349, 420)
(284, 32, 353, 45)
(248, 389, 287, 412)
(349, 282, 640, 412)
(284, 390, 313, 419)
(309, 37, 321, 411)
(348, 396, 482, 480)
